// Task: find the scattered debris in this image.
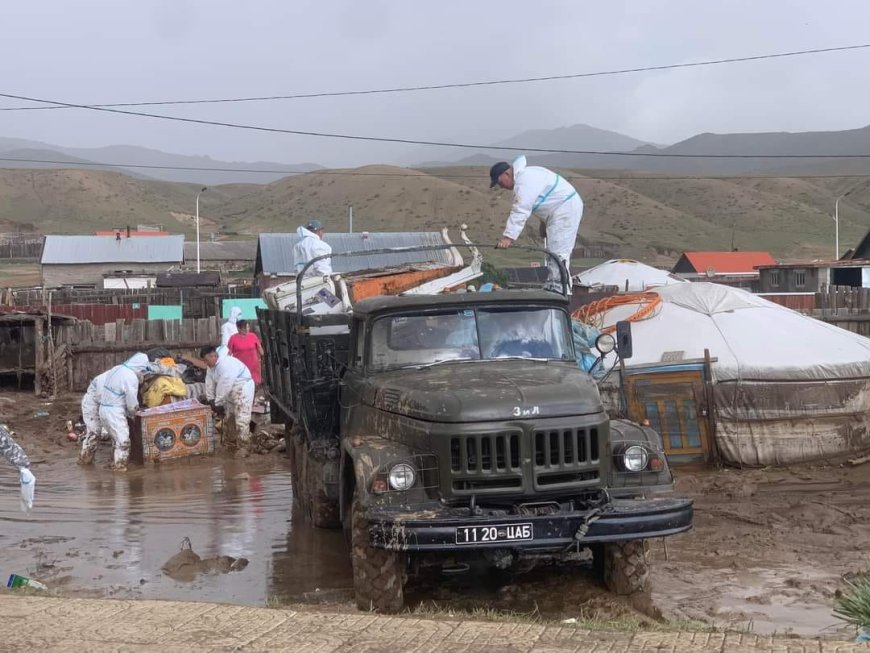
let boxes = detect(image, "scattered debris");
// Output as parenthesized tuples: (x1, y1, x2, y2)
(33, 411, 49, 418)
(161, 537, 249, 583)
(848, 453, 870, 467)
(251, 429, 284, 455)
(6, 573, 47, 591)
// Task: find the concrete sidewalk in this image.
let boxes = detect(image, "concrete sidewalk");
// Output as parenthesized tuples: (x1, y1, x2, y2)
(0, 594, 863, 652)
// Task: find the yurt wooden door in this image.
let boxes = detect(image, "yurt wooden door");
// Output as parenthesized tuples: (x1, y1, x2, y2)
(623, 366, 711, 461)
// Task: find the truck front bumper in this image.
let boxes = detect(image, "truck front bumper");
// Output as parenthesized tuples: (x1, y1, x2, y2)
(367, 497, 693, 552)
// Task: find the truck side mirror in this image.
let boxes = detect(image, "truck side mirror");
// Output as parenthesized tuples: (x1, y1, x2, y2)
(616, 321, 633, 360)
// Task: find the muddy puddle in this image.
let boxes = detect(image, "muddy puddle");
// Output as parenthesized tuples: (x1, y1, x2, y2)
(0, 456, 352, 605)
(0, 439, 863, 638)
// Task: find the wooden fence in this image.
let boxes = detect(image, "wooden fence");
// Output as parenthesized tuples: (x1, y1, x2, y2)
(58, 317, 223, 391)
(816, 286, 870, 311)
(0, 235, 42, 260)
(810, 310, 870, 337)
(812, 286, 870, 337)
(4, 285, 254, 320)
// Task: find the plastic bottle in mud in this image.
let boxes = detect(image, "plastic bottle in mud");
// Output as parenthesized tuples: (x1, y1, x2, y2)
(6, 574, 47, 591)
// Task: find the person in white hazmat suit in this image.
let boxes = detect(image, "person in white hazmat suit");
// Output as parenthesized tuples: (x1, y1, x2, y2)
(98, 353, 150, 471)
(293, 219, 333, 278)
(1, 423, 35, 512)
(221, 306, 243, 348)
(491, 155, 583, 288)
(201, 345, 255, 457)
(77, 369, 111, 465)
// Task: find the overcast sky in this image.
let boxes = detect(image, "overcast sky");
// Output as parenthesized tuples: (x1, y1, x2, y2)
(2, 0, 868, 167)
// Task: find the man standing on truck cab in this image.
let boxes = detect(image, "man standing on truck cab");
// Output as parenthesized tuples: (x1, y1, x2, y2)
(293, 219, 333, 278)
(491, 155, 583, 288)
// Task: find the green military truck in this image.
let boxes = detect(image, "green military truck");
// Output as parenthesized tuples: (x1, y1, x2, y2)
(258, 247, 692, 612)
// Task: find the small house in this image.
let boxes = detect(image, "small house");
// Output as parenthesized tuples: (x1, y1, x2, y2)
(183, 241, 257, 273)
(672, 251, 775, 291)
(40, 235, 184, 288)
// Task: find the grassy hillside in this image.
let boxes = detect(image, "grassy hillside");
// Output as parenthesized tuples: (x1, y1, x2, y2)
(0, 165, 868, 266)
(0, 168, 251, 235)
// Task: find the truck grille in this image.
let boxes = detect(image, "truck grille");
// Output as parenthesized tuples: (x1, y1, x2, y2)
(533, 427, 600, 489)
(449, 432, 522, 493)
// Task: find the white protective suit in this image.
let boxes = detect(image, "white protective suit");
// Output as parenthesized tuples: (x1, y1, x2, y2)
(293, 226, 333, 278)
(212, 354, 255, 452)
(98, 353, 149, 469)
(78, 369, 110, 464)
(502, 155, 583, 287)
(205, 345, 229, 404)
(221, 306, 243, 347)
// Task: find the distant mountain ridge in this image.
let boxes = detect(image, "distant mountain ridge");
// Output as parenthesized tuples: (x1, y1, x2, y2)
(0, 137, 322, 185)
(415, 123, 658, 167)
(413, 122, 870, 177)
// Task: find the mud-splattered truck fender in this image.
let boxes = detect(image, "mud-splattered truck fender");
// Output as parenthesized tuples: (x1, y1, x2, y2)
(340, 436, 422, 522)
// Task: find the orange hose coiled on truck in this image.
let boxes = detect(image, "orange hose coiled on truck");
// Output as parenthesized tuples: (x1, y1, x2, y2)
(571, 292, 662, 334)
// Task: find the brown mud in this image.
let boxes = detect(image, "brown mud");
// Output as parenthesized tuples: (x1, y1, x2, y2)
(1, 391, 867, 637)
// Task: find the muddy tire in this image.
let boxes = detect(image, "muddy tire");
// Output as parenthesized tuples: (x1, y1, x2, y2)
(287, 426, 302, 506)
(350, 488, 406, 613)
(304, 452, 340, 528)
(602, 540, 651, 595)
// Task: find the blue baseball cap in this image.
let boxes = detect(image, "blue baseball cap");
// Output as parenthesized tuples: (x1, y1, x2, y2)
(489, 162, 510, 188)
(306, 219, 323, 231)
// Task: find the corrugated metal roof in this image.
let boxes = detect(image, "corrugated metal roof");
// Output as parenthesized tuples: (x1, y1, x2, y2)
(41, 235, 184, 265)
(183, 240, 257, 261)
(256, 232, 456, 276)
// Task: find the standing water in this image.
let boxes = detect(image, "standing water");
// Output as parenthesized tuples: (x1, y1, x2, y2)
(0, 455, 351, 605)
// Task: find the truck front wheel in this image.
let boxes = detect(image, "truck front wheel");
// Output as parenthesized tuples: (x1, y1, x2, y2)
(599, 540, 651, 595)
(350, 488, 406, 612)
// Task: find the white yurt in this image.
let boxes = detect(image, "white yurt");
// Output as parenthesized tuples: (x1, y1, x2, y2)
(588, 282, 870, 466)
(574, 259, 685, 292)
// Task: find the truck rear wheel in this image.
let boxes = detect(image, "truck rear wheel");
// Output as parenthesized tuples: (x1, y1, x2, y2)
(350, 487, 406, 613)
(601, 540, 651, 595)
(303, 452, 340, 528)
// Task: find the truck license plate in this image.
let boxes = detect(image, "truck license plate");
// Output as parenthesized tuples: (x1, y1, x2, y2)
(455, 523, 533, 545)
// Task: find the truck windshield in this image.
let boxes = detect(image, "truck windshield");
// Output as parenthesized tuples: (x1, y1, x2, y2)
(368, 307, 573, 371)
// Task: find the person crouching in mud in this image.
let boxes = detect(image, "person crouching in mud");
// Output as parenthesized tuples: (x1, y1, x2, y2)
(97, 353, 150, 472)
(201, 346, 255, 458)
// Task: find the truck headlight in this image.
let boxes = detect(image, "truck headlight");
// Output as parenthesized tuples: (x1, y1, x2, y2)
(388, 463, 416, 491)
(595, 333, 616, 355)
(623, 445, 649, 472)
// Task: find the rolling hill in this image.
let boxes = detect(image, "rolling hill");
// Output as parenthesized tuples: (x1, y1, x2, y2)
(0, 163, 867, 266)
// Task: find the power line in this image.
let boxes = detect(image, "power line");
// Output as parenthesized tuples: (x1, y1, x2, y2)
(3, 90, 870, 160)
(2, 155, 870, 182)
(2, 43, 869, 112)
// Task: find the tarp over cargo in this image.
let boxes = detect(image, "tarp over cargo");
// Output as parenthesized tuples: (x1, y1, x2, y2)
(593, 282, 870, 466)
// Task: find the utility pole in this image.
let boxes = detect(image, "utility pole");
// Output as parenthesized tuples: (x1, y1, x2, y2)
(195, 186, 207, 273)
(349, 206, 354, 233)
(832, 185, 863, 259)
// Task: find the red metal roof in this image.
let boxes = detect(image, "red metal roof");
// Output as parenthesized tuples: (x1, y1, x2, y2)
(678, 251, 776, 274)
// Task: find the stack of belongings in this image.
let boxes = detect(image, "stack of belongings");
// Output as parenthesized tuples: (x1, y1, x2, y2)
(143, 348, 189, 408)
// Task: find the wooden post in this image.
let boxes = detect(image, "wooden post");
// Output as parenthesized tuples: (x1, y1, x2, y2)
(33, 316, 44, 396)
(702, 348, 721, 466)
(46, 291, 56, 398)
